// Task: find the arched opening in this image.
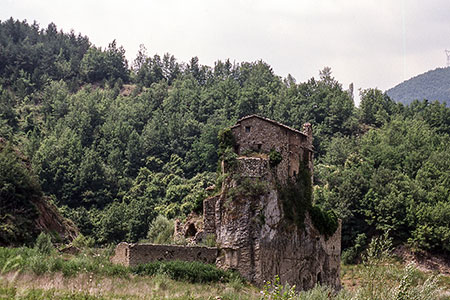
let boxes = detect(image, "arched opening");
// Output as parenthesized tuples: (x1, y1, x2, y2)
(185, 223, 197, 238)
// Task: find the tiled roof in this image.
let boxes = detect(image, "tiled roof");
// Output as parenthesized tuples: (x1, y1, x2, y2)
(234, 115, 307, 136)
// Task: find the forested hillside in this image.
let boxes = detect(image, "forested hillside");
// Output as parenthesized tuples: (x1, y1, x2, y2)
(386, 67, 450, 106)
(1, 18, 449, 256)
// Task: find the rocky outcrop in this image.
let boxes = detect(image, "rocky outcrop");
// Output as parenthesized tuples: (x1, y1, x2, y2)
(213, 165, 341, 290)
(33, 196, 78, 242)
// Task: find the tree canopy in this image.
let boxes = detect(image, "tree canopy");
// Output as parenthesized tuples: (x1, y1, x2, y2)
(1, 18, 449, 254)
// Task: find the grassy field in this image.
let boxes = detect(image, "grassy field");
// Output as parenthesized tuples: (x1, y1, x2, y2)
(1, 244, 449, 300)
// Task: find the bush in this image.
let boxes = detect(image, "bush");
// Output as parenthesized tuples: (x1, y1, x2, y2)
(260, 275, 296, 300)
(309, 205, 339, 238)
(269, 149, 282, 167)
(72, 233, 95, 249)
(132, 260, 236, 283)
(29, 255, 48, 275)
(34, 232, 54, 255)
(147, 215, 174, 244)
(342, 233, 367, 265)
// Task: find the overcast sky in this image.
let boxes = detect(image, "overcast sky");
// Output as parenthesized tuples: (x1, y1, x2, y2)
(2, 0, 450, 104)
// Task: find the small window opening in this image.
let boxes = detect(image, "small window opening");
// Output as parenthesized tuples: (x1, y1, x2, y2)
(245, 126, 251, 133)
(317, 272, 322, 284)
(257, 144, 262, 151)
(293, 170, 297, 177)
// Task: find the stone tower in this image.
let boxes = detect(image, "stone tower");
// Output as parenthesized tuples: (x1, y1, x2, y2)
(203, 115, 341, 290)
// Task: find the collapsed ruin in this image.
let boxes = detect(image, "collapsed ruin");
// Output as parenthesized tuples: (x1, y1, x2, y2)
(112, 115, 341, 290)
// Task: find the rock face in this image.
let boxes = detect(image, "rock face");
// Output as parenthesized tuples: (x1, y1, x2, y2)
(211, 161, 341, 290)
(209, 115, 341, 290)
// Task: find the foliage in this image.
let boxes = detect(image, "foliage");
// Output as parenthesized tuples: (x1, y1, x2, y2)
(316, 117, 450, 252)
(269, 149, 282, 167)
(147, 215, 174, 244)
(34, 232, 54, 255)
(0, 143, 41, 245)
(278, 161, 312, 229)
(351, 232, 443, 300)
(1, 18, 449, 255)
(71, 233, 95, 249)
(131, 260, 238, 283)
(0, 246, 128, 278)
(228, 176, 268, 200)
(341, 233, 367, 264)
(218, 127, 236, 156)
(260, 275, 296, 300)
(309, 205, 339, 238)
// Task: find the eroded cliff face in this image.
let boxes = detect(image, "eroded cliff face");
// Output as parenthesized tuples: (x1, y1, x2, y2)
(211, 158, 341, 290)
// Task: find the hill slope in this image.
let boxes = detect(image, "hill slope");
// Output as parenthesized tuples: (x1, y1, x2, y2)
(0, 139, 78, 246)
(386, 67, 450, 106)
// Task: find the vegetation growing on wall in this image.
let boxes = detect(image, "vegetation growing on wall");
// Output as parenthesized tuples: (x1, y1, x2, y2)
(278, 161, 313, 229)
(269, 149, 282, 167)
(309, 205, 339, 238)
(278, 160, 338, 237)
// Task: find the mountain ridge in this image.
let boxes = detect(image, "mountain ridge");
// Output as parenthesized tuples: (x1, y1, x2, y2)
(386, 67, 450, 106)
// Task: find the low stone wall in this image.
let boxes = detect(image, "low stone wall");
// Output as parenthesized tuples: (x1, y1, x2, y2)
(111, 243, 218, 267)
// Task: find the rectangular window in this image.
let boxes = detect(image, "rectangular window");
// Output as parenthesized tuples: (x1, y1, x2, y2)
(245, 126, 251, 133)
(257, 144, 262, 151)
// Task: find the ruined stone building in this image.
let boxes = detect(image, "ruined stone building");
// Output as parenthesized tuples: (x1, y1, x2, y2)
(112, 115, 341, 291)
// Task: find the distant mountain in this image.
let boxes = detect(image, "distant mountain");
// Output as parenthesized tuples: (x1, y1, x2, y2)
(386, 67, 450, 106)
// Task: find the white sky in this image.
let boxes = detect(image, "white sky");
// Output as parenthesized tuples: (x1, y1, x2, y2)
(2, 0, 450, 104)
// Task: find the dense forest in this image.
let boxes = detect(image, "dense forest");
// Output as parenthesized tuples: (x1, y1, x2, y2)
(387, 67, 450, 106)
(1, 18, 449, 256)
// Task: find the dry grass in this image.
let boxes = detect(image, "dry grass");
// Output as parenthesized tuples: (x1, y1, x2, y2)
(2, 271, 260, 300)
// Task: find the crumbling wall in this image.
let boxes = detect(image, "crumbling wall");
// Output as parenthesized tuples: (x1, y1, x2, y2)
(203, 195, 219, 235)
(111, 243, 218, 267)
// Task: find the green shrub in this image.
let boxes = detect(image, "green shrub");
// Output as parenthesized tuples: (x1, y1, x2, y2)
(260, 275, 296, 300)
(269, 149, 282, 167)
(147, 215, 174, 244)
(309, 205, 339, 238)
(132, 260, 237, 283)
(29, 255, 48, 275)
(217, 128, 235, 157)
(203, 234, 216, 247)
(34, 232, 54, 255)
(342, 233, 367, 265)
(278, 162, 312, 229)
(72, 233, 95, 249)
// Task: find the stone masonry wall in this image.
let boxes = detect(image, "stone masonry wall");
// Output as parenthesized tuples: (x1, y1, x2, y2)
(111, 243, 218, 267)
(203, 194, 219, 235)
(237, 157, 269, 178)
(231, 116, 312, 184)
